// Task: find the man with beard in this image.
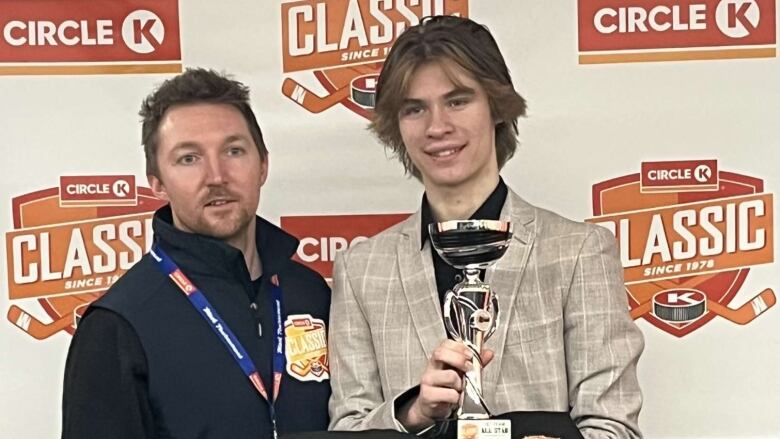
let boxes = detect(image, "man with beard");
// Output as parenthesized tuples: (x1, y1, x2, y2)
(62, 69, 331, 439)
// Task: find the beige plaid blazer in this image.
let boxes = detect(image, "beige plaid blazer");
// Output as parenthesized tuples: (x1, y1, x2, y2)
(328, 190, 644, 438)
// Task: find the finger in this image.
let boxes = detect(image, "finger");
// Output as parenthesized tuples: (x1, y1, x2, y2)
(421, 368, 463, 391)
(419, 386, 461, 408)
(418, 401, 456, 422)
(480, 348, 495, 367)
(440, 339, 471, 353)
(431, 342, 473, 372)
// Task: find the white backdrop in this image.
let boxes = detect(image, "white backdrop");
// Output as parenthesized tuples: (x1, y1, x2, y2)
(1, 1, 778, 438)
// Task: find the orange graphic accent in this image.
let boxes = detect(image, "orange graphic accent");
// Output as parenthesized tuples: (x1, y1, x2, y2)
(6, 212, 154, 299)
(590, 164, 775, 337)
(5, 183, 164, 339)
(706, 288, 775, 324)
(579, 47, 776, 64)
(0, 63, 182, 76)
(288, 356, 329, 378)
(284, 315, 329, 381)
(591, 193, 773, 284)
(280, 0, 468, 118)
(7, 303, 79, 340)
(281, 77, 350, 113)
(281, 0, 468, 73)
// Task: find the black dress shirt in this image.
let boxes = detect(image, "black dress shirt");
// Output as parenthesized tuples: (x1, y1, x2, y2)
(419, 178, 508, 307)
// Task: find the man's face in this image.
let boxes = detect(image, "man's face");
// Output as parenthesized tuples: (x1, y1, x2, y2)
(149, 103, 267, 244)
(398, 61, 498, 192)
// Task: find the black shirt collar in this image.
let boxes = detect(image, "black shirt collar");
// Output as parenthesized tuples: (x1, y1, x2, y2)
(420, 177, 508, 249)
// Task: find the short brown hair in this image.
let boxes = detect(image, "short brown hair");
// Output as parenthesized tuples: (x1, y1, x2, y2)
(140, 68, 268, 177)
(371, 16, 527, 179)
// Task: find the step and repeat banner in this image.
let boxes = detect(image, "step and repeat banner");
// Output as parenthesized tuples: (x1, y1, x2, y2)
(1, 1, 778, 437)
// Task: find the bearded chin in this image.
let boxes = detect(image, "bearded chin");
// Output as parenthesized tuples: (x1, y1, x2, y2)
(198, 210, 254, 243)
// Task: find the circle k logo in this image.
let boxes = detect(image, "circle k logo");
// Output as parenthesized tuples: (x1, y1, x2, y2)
(716, 0, 760, 38)
(693, 165, 713, 183)
(121, 10, 164, 54)
(112, 179, 131, 198)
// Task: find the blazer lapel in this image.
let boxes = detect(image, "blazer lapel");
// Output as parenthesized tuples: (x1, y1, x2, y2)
(397, 209, 448, 360)
(481, 190, 537, 398)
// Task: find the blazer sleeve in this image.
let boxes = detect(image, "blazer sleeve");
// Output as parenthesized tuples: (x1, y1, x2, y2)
(328, 249, 404, 431)
(565, 225, 645, 439)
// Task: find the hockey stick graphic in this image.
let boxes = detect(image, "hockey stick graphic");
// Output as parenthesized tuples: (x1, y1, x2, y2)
(707, 288, 775, 324)
(629, 301, 653, 320)
(630, 288, 776, 324)
(7, 305, 74, 340)
(291, 362, 311, 377)
(281, 78, 350, 113)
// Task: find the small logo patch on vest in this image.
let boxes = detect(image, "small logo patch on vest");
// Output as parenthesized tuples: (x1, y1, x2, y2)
(284, 314, 329, 382)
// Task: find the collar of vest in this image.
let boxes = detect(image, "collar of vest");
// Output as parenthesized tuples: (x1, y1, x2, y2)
(152, 205, 299, 281)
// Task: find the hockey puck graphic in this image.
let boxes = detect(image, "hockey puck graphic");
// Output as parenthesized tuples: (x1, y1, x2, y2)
(350, 74, 379, 108)
(653, 289, 707, 322)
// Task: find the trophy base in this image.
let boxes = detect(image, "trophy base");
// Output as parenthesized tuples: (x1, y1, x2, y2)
(431, 418, 511, 439)
(428, 411, 583, 439)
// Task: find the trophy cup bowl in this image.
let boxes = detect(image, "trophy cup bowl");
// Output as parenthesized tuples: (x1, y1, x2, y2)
(429, 220, 512, 270)
(428, 220, 512, 432)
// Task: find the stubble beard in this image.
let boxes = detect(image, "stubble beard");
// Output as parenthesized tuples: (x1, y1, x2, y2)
(200, 208, 254, 243)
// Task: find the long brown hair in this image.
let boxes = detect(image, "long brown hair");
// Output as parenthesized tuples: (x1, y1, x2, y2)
(371, 16, 527, 179)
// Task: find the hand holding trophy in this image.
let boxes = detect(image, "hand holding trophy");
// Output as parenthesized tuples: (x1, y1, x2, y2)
(429, 220, 513, 439)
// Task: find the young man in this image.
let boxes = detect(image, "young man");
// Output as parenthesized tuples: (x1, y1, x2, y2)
(62, 69, 331, 439)
(328, 16, 644, 438)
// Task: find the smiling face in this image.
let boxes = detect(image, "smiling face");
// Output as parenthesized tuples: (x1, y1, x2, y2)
(148, 103, 267, 246)
(398, 61, 499, 196)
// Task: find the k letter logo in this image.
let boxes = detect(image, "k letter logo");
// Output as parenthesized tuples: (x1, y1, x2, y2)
(121, 10, 165, 54)
(716, 0, 761, 38)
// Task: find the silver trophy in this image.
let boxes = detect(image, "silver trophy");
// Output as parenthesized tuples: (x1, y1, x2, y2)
(429, 220, 513, 420)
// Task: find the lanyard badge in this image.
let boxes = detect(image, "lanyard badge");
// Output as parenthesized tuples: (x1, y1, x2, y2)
(151, 245, 285, 437)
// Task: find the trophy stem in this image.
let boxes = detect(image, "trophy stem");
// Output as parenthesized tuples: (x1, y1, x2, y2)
(464, 267, 481, 283)
(457, 332, 491, 419)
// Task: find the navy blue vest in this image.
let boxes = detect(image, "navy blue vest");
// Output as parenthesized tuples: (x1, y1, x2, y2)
(94, 207, 331, 438)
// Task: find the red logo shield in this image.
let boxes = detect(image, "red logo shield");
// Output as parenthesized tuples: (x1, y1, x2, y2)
(280, 0, 469, 119)
(5, 183, 164, 339)
(589, 163, 775, 337)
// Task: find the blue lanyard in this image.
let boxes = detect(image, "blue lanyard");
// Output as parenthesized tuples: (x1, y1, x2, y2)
(150, 244, 285, 436)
